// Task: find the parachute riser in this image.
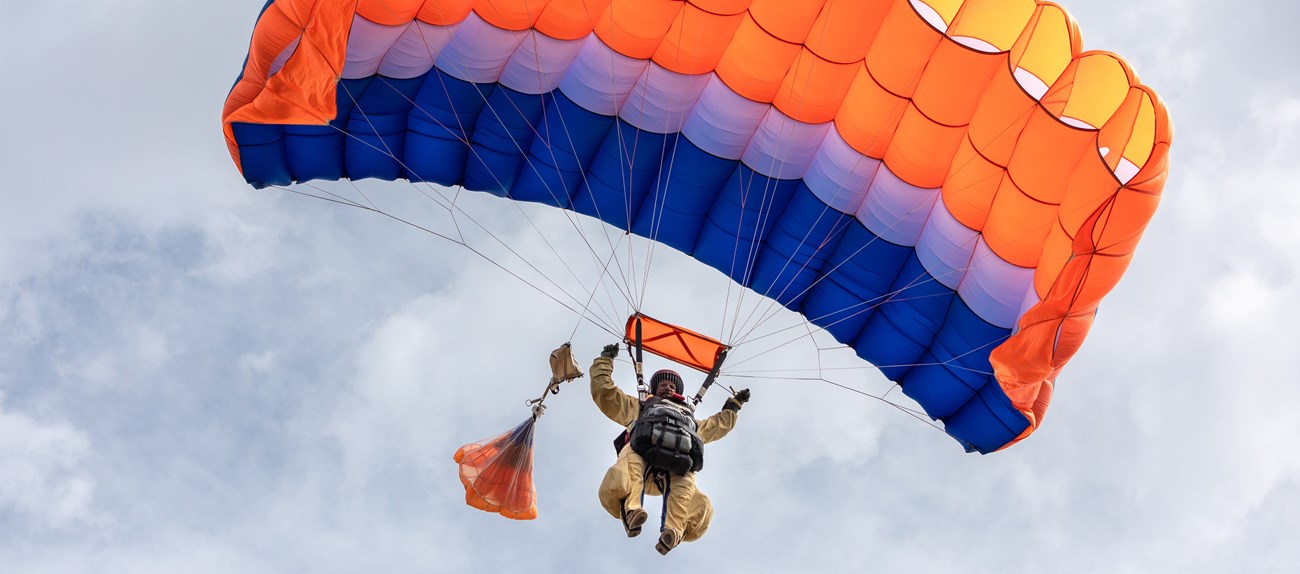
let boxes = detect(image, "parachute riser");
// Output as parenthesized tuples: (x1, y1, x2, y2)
(692, 348, 729, 406)
(629, 317, 649, 401)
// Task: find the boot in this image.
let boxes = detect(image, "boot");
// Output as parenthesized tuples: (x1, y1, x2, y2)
(655, 527, 682, 555)
(622, 507, 648, 538)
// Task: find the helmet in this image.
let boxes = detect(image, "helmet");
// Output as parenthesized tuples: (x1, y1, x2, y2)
(649, 369, 684, 395)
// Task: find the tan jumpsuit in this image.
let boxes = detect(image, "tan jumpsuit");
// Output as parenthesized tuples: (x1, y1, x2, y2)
(589, 356, 738, 542)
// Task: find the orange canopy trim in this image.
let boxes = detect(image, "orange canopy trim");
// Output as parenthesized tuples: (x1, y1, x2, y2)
(453, 418, 539, 521)
(624, 314, 727, 373)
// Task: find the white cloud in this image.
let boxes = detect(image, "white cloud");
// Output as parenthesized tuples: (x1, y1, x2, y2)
(53, 325, 171, 393)
(236, 351, 276, 374)
(1205, 268, 1276, 326)
(194, 210, 289, 284)
(0, 395, 96, 529)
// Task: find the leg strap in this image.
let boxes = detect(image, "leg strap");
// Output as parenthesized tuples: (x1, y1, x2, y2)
(642, 469, 670, 533)
(660, 474, 670, 533)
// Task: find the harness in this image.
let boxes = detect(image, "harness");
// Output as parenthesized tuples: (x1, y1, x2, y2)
(626, 398, 704, 536)
(627, 396, 705, 476)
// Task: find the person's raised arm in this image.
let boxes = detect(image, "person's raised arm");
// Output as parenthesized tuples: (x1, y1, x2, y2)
(590, 344, 639, 427)
(696, 388, 749, 443)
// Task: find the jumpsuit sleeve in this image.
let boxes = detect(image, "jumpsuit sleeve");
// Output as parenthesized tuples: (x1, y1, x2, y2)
(589, 356, 639, 427)
(695, 409, 738, 443)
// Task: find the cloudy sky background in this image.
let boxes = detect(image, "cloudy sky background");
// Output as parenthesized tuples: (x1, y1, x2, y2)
(2, 1, 1298, 572)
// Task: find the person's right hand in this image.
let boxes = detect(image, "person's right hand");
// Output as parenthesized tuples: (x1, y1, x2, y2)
(601, 343, 620, 359)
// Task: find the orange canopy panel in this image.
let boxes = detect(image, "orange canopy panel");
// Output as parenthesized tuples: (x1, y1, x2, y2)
(624, 314, 727, 373)
(453, 418, 539, 521)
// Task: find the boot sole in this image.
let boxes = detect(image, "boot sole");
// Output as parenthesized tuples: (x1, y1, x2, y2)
(623, 508, 648, 538)
(655, 529, 680, 555)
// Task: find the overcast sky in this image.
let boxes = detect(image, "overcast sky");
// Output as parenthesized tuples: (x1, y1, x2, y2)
(2, 1, 1298, 572)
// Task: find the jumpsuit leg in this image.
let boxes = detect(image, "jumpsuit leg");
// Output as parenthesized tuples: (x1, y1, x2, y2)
(657, 472, 714, 542)
(662, 471, 703, 539)
(597, 445, 646, 519)
(680, 487, 713, 542)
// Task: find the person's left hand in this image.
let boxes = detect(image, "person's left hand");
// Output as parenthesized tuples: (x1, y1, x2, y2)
(734, 388, 751, 404)
(724, 388, 750, 412)
(601, 343, 620, 359)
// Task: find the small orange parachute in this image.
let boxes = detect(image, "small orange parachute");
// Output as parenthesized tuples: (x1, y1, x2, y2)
(454, 419, 539, 521)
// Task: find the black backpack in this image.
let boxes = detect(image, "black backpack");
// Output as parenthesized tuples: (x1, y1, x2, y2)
(625, 398, 704, 475)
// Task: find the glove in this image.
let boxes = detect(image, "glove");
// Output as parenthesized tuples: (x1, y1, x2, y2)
(601, 343, 620, 359)
(723, 388, 750, 412)
(734, 388, 751, 404)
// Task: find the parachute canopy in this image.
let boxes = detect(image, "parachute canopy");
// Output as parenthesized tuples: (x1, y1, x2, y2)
(223, 0, 1172, 453)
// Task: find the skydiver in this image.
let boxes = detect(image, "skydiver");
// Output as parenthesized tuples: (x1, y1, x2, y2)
(590, 344, 751, 555)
